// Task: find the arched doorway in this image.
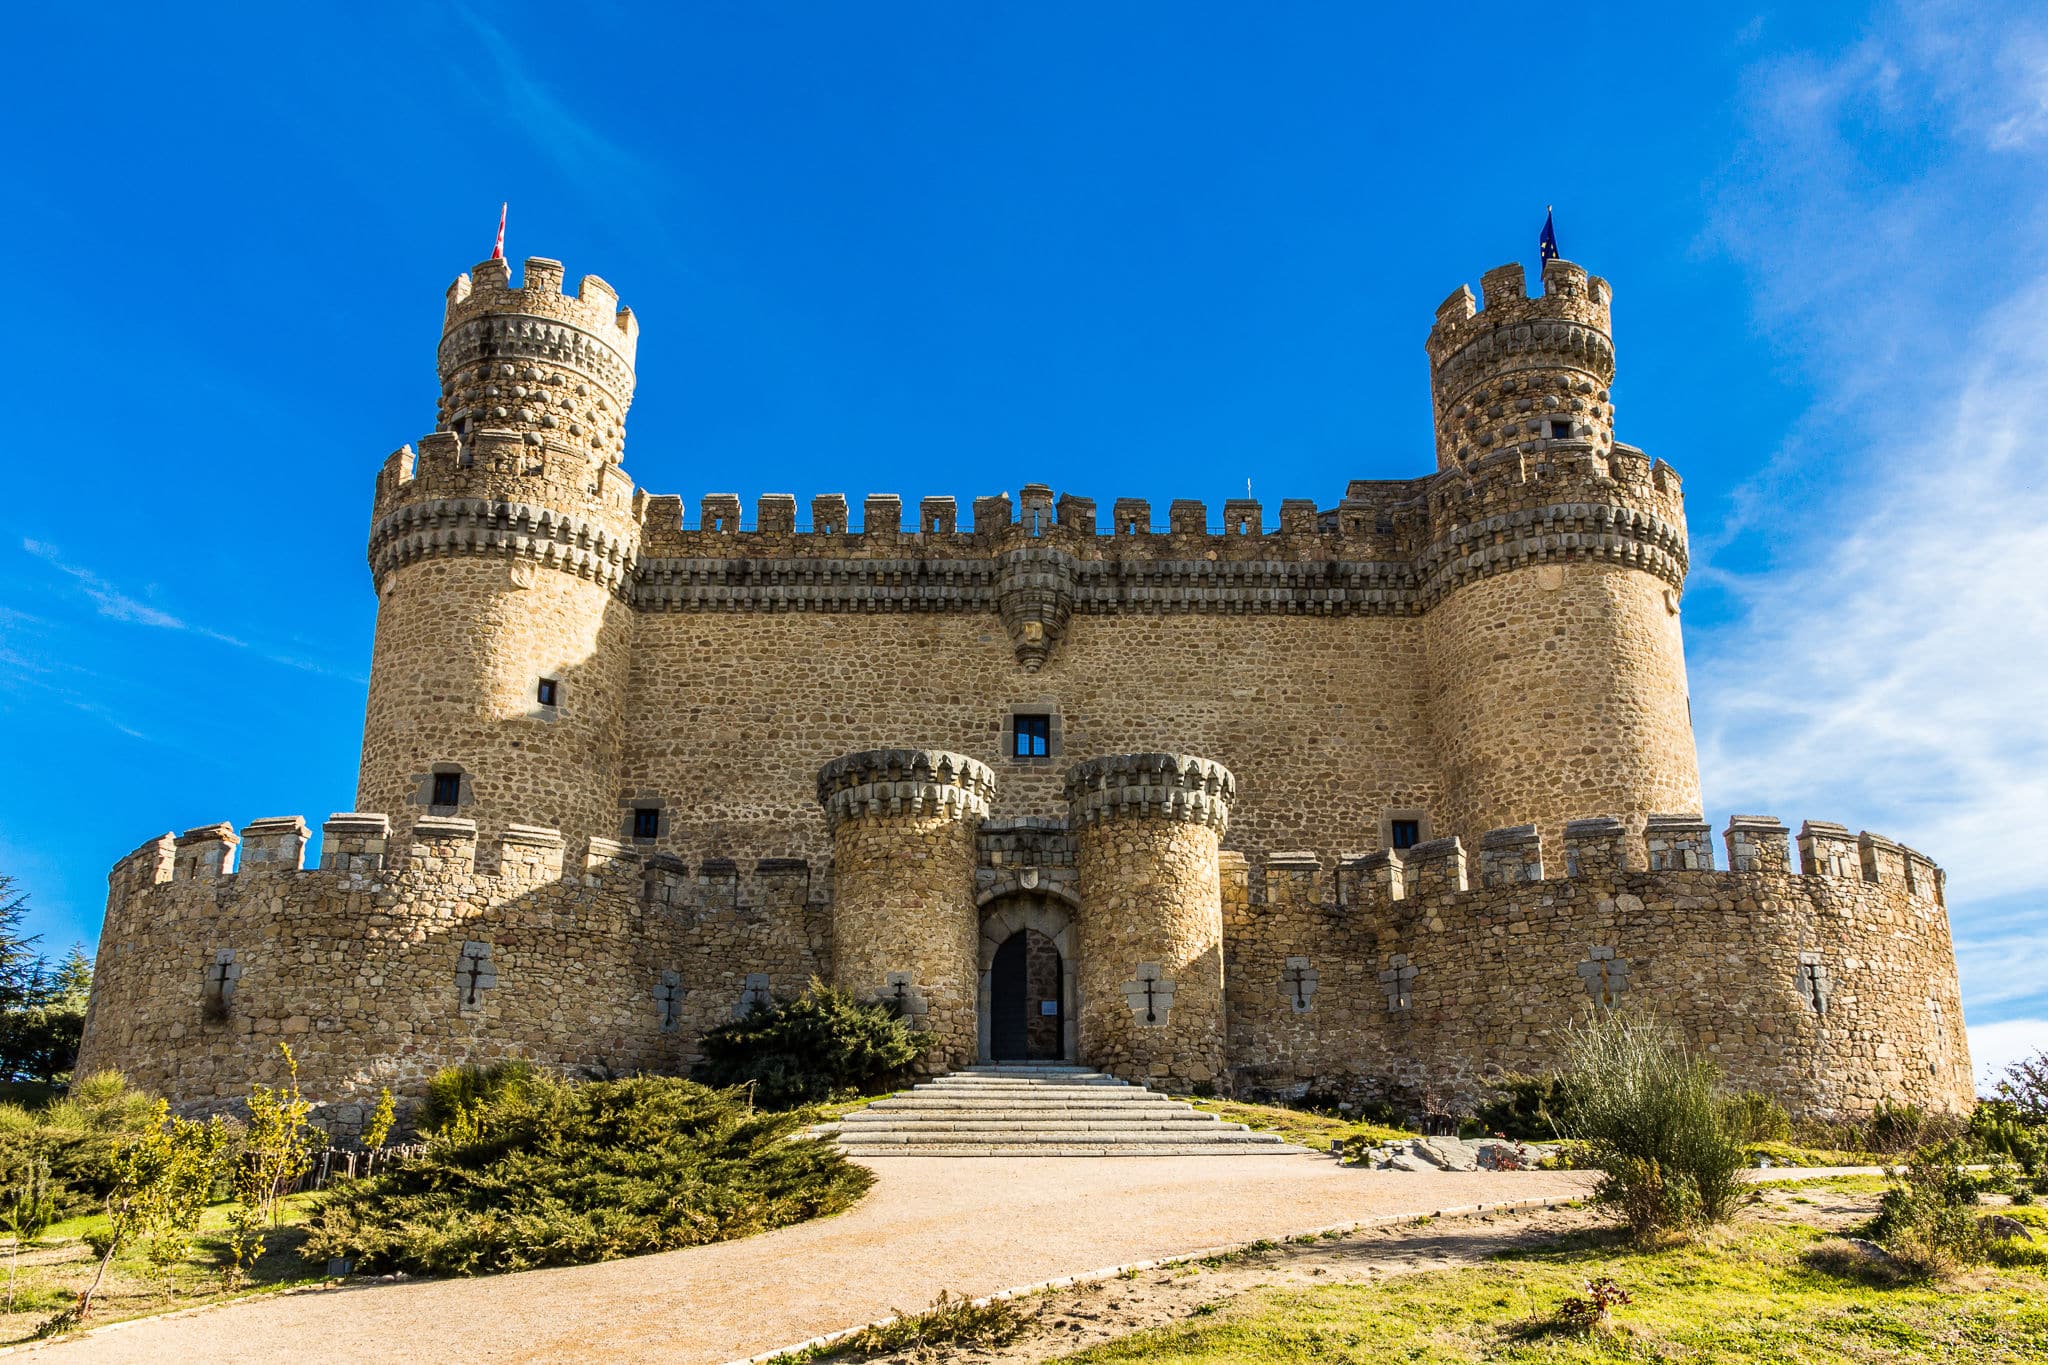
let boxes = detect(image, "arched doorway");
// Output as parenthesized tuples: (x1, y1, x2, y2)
(989, 929, 1064, 1060)
(976, 896, 1077, 1063)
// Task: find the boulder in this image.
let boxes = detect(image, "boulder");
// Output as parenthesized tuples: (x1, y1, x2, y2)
(1412, 1137, 1480, 1172)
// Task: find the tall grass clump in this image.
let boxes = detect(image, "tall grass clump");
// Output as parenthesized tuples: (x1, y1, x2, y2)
(301, 1070, 871, 1276)
(1553, 1012, 1750, 1242)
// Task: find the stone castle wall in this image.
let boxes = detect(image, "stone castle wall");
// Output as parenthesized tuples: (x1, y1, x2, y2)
(74, 800, 1969, 1127)
(74, 814, 827, 1136)
(1223, 816, 1973, 1116)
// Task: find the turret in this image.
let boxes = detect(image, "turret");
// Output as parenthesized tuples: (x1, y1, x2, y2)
(355, 256, 642, 848)
(1426, 257, 1613, 473)
(1416, 258, 1701, 853)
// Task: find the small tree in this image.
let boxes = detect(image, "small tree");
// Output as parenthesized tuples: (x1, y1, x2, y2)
(361, 1088, 396, 1153)
(224, 1044, 315, 1285)
(62, 1101, 229, 1326)
(1993, 1048, 2048, 1127)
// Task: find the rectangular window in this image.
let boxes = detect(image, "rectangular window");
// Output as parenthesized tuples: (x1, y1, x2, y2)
(536, 678, 559, 707)
(632, 807, 660, 840)
(1013, 714, 1051, 759)
(431, 772, 462, 808)
(1390, 819, 1421, 850)
(1549, 419, 1573, 439)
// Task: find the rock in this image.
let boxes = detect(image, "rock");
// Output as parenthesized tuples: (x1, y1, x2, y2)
(1980, 1215, 2033, 1242)
(1413, 1137, 1480, 1171)
(1387, 1154, 1436, 1173)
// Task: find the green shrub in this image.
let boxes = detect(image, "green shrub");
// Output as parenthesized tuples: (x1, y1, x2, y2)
(0, 1071, 159, 1218)
(1474, 1074, 1570, 1140)
(1990, 1047, 2047, 1126)
(1720, 1090, 1793, 1145)
(1970, 1099, 2046, 1175)
(692, 981, 928, 1109)
(1869, 1140, 1988, 1279)
(301, 1073, 872, 1276)
(1552, 1013, 1749, 1242)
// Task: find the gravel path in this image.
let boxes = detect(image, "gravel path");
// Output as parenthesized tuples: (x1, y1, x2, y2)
(14, 1156, 1602, 1364)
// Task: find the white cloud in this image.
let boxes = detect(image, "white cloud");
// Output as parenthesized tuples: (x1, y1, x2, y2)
(1968, 1018, 2048, 1093)
(1693, 0, 2048, 1031)
(1693, 282, 2048, 904)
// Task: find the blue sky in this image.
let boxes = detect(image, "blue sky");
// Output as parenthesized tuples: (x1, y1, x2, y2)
(1, 2, 2042, 1083)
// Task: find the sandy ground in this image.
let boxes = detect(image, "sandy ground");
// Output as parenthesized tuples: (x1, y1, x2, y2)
(11, 1156, 1599, 1364)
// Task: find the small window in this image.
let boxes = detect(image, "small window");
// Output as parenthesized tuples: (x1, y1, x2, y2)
(1013, 714, 1051, 759)
(1549, 419, 1573, 439)
(431, 772, 462, 808)
(1390, 819, 1421, 850)
(536, 678, 559, 707)
(632, 807, 660, 840)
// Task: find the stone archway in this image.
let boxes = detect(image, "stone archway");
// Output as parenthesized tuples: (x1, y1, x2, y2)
(976, 895, 1078, 1064)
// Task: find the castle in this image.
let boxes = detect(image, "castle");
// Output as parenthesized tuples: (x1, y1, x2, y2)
(74, 249, 1973, 1131)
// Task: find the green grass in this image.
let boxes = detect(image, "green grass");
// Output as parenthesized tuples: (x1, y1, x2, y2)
(1058, 1217, 2048, 1362)
(0, 1191, 325, 1343)
(803, 1092, 892, 1123)
(1184, 1098, 1413, 1150)
(1748, 1141, 1888, 1168)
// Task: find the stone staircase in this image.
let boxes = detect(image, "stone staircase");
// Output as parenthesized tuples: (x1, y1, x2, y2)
(829, 1064, 1309, 1157)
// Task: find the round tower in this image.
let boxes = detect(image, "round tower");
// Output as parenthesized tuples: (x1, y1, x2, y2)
(1418, 257, 1701, 853)
(1067, 753, 1234, 1090)
(357, 256, 643, 846)
(818, 749, 995, 1071)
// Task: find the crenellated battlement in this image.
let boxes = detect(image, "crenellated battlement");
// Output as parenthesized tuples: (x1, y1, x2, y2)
(1243, 813, 1947, 910)
(442, 256, 639, 363)
(100, 811, 824, 921)
(1426, 258, 1613, 363)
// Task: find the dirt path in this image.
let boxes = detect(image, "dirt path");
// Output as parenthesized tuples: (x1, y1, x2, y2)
(11, 1157, 1596, 1364)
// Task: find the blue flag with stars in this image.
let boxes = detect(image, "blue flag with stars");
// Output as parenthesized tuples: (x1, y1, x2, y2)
(1539, 207, 1559, 263)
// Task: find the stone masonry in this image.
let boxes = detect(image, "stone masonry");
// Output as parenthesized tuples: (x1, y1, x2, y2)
(72, 245, 1973, 1127)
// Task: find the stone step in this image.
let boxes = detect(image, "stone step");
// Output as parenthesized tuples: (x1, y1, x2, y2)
(833, 1066, 1306, 1158)
(914, 1083, 1133, 1094)
(925, 1080, 1130, 1088)
(862, 1098, 1187, 1112)
(847, 1105, 1212, 1113)
(837, 1143, 1300, 1157)
(838, 1129, 1284, 1146)
(842, 1119, 1245, 1134)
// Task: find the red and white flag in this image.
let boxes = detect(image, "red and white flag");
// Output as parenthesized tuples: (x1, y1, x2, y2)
(491, 202, 507, 260)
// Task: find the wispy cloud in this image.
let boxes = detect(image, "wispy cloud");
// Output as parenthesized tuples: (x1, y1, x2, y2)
(23, 538, 196, 632)
(11, 538, 362, 678)
(449, 5, 669, 231)
(1693, 0, 2048, 1032)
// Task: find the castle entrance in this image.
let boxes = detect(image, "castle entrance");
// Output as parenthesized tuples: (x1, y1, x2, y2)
(989, 930, 1064, 1060)
(976, 896, 1077, 1063)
